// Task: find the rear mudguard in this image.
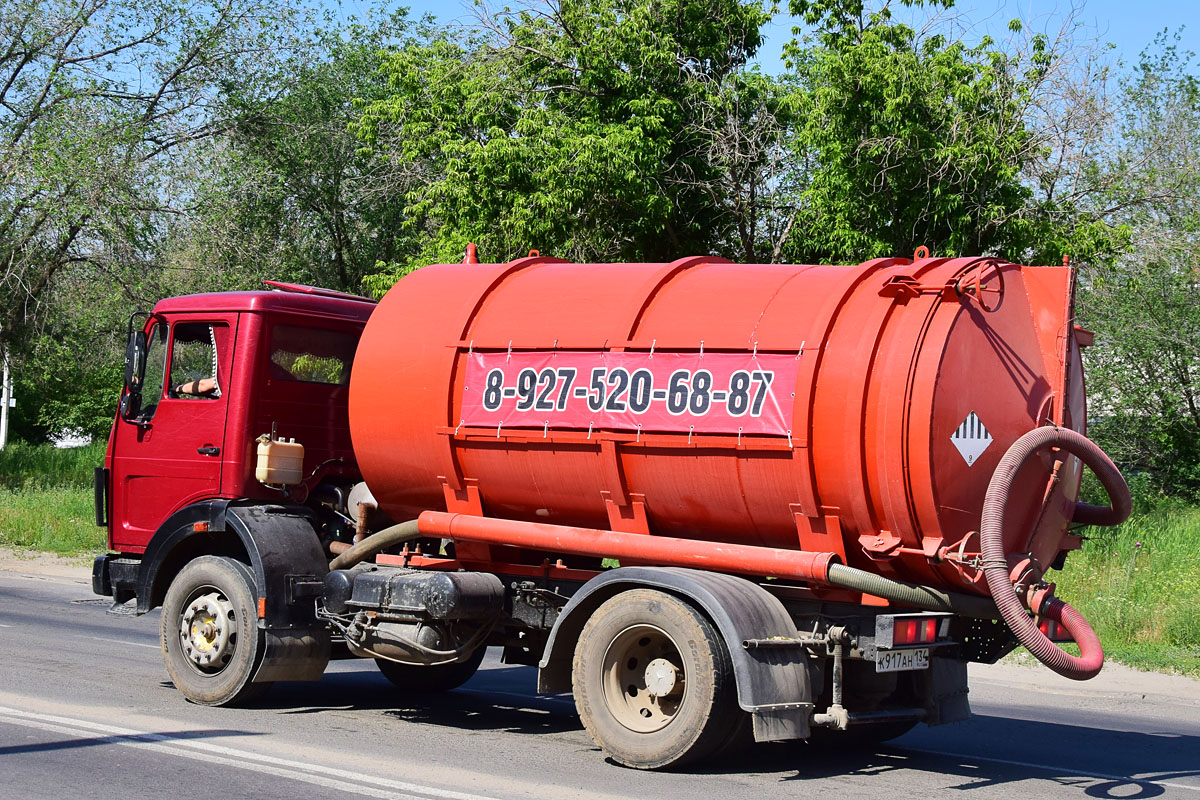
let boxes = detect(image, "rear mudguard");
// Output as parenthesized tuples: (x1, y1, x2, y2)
(538, 567, 813, 742)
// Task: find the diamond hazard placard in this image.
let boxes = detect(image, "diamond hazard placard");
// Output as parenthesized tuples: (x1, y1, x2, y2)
(951, 411, 992, 466)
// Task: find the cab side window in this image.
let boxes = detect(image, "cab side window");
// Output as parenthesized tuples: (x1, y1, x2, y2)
(268, 324, 355, 385)
(169, 323, 227, 399)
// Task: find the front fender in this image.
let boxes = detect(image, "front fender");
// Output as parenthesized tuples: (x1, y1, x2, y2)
(136, 501, 331, 683)
(136, 501, 328, 629)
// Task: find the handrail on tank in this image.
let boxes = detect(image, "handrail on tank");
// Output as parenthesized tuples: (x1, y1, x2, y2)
(415, 512, 1000, 622)
(417, 511, 839, 584)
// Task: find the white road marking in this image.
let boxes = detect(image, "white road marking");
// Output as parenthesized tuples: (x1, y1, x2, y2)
(88, 636, 159, 650)
(0, 706, 502, 800)
(901, 747, 1200, 793)
(0, 623, 13, 627)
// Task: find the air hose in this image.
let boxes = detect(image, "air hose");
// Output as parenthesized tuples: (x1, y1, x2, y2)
(328, 519, 423, 571)
(979, 427, 1130, 680)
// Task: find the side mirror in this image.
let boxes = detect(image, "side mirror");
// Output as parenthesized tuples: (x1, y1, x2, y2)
(124, 330, 146, 391)
(121, 312, 150, 423)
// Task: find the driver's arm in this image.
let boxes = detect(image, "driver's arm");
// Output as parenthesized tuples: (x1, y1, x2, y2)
(174, 377, 217, 396)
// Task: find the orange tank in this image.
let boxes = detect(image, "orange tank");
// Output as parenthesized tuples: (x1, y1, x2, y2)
(349, 253, 1088, 596)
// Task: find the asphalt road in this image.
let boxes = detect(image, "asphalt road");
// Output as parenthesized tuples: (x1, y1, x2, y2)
(2, 560, 1198, 800)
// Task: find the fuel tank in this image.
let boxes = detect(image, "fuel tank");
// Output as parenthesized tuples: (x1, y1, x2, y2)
(349, 254, 1088, 594)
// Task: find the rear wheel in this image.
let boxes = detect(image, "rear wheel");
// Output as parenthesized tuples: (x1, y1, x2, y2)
(375, 646, 487, 692)
(161, 556, 268, 706)
(572, 589, 742, 770)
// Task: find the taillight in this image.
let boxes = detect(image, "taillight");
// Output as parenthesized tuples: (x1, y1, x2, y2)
(892, 617, 939, 645)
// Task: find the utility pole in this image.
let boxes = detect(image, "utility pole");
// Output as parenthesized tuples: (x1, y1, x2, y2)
(1, 348, 10, 450)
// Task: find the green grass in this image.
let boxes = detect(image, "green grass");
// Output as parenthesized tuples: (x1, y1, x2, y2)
(1055, 506, 1200, 677)
(0, 441, 107, 556)
(0, 440, 106, 489)
(0, 483, 105, 555)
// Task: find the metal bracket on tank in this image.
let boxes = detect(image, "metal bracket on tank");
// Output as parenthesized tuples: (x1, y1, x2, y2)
(440, 476, 483, 515)
(602, 491, 649, 534)
(878, 275, 959, 304)
(858, 531, 903, 559)
(791, 506, 848, 562)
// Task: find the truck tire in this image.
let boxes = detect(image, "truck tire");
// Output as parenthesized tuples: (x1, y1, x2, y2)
(374, 646, 488, 692)
(572, 589, 740, 770)
(161, 556, 269, 706)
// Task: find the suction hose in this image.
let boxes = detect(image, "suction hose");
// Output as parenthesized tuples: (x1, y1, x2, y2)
(980, 427, 1131, 680)
(329, 519, 423, 571)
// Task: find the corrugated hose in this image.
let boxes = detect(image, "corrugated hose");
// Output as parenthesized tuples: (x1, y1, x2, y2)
(329, 519, 423, 571)
(979, 426, 1130, 680)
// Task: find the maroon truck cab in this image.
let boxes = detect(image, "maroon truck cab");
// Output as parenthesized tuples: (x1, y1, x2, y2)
(98, 287, 373, 554)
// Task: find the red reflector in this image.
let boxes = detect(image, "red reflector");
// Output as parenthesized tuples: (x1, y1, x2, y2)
(895, 619, 917, 645)
(922, 619, 937, 642)
(192, 521, 209, 532)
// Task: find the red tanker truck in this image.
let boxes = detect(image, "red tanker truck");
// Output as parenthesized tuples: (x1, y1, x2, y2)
(92, 250, 1131, 769)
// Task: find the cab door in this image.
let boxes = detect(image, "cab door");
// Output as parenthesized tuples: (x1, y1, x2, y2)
(110, 314, 236, 551)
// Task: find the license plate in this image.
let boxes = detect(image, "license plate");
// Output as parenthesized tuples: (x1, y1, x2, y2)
(875, 647, 930, 673)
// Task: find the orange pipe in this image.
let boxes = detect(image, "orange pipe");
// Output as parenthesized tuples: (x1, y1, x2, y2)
(417, 511, 840, 584)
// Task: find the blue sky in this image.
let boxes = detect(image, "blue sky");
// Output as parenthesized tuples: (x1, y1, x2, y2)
(758, 1, 1200, 70)
(328, 0, 1198, 71)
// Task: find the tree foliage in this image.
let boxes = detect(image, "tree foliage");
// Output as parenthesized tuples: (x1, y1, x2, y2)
(1078, 35, 1200, 498)
(0, 0, 316, 439)
(2, 0, 1198, 497)
(354, 0, 772, 281)
(181, 9, 425, 293)
(780, 0, 1109, 263)
(9, 280, 125, 441)
(0, 0, 302, 347)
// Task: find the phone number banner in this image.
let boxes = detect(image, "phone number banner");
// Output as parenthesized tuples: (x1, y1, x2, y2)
(461, 350, 800, 437)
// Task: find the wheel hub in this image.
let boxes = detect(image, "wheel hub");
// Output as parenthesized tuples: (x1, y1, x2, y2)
(180, 592, 235, 671)
(644, 657, 679, 698)
(601, 624, 686, 733)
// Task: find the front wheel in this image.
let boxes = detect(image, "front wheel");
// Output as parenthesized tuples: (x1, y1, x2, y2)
(572, 589, 743, 770)
(161, 556, 268, 706)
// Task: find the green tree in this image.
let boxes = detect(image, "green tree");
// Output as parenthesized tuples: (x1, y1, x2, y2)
(1077, 34, 1200, 498)
(0, 0, 306, 348)
(9, 296, 124, 442)
(779, 0, 1112, 263)
(182, 9, 425, 294)
(0, 0, 314, 441)
(356, 0, 772, 282)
